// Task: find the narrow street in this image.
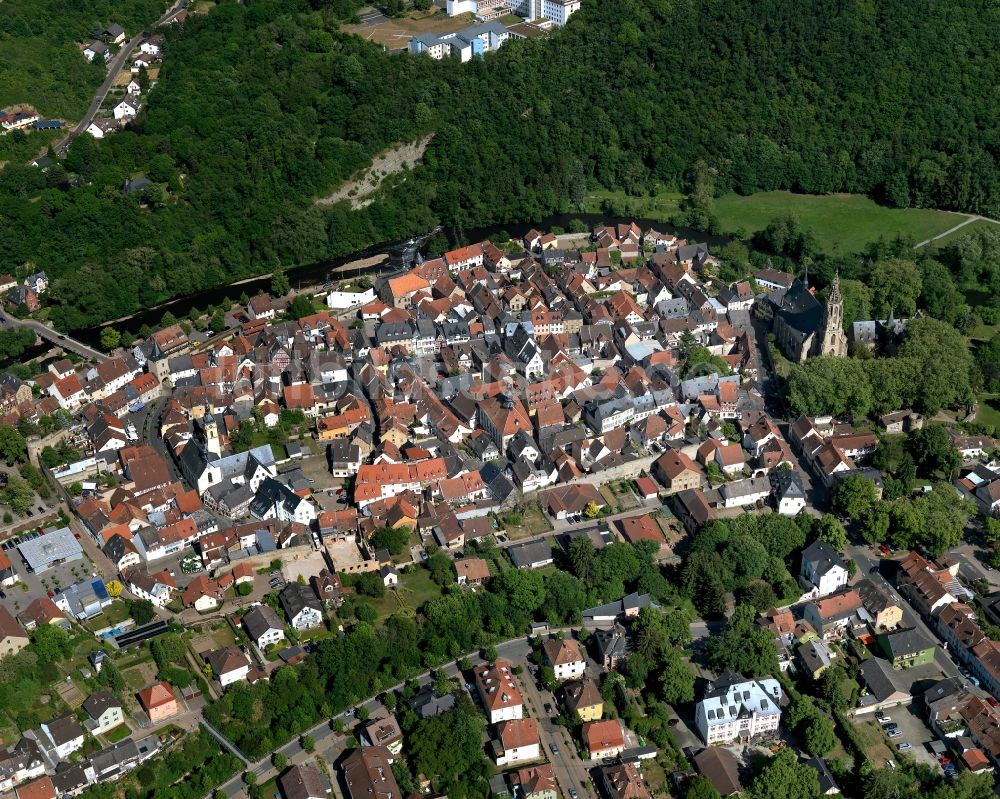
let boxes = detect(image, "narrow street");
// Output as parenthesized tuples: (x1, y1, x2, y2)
(54, 0, 190, 156)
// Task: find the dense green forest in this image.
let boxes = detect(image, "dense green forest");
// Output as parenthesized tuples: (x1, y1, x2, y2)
(1, 0, 999, 328)
(0, 0, 170, 118)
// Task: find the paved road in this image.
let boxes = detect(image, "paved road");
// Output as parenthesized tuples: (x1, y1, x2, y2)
(0, 309, 107, 362)
(55, 0, 189, 156)
(499, 500, 662, 553)
(209, 634, 539, 799)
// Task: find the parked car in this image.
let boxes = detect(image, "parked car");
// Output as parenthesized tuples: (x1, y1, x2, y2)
(888, 730, 903, 739)
(882, 722, 898, 730)
(897, 743, 912, 751)
(569, 790, 578, 799)
(886, 760, 897, 770)
(988, 696, 999, 708)
(939, 757, 951, 765)
(550, 742, 559, 755)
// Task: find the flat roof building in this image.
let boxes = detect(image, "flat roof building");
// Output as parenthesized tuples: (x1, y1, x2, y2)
(17, 528, 83, 573)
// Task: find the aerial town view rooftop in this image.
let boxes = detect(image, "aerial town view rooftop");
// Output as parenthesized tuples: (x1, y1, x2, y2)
(1, 0, 1000, 799)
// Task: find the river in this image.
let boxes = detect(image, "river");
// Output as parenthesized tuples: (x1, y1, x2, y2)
(69, 213, 728, 346)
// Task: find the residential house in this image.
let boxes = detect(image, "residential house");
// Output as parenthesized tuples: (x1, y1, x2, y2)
(279, 583, 323, 630)
(455, 557, 491, 585)
(878, 628, 935, 668)
(770, 469, 806, 516)
(510, 764, 557, 799)
(242, 604, 286, 650)
(0, 608, 29, 658)
(856, 579, 902, 632)
(137, 682, 178, 723)
(278, 763, 329, 799)
(493, 718, 540, 766)
(205, 646, 251, 687)
(564, 679, 603, 722)
(803, 590, 863, 641)
(341, 747, 400, 799)
(652, 449, 702, 494)
(799, 540, 849, 598)
(475, 660, 523, 723)
(360, 713, 403, 756)
(542, 638, 586, 681)
(583, 719, 625, 760)
(602, 763, 650, 799)
(82, 691, 124, 736)
(592, 622, 632, 668)
(40, 715, 84, 759)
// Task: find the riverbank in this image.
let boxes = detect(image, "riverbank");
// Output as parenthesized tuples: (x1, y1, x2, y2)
(67, 214, 727, 345)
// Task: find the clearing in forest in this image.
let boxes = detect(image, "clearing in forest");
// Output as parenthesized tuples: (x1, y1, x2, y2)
(315, 134, 434, 210)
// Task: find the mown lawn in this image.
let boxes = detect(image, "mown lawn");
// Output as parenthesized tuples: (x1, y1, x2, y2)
(713, 191, 962, 254)
(929, 218, 1000, 250)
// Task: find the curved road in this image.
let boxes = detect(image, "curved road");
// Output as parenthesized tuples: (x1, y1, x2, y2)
(0, 309, 107, 362)
(55, 0, 189, 156)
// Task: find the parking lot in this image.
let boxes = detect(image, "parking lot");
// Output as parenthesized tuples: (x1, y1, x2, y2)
(869, 705, 940, 769)
(0, 529, 102, 619)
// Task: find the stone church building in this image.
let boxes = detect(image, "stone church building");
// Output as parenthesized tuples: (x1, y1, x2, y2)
(762, 273, 849, 363)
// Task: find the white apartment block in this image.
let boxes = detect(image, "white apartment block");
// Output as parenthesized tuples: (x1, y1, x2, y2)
(695, 671, 783, 745)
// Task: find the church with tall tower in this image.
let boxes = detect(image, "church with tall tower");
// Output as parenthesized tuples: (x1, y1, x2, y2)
(763, 271, 849, 363)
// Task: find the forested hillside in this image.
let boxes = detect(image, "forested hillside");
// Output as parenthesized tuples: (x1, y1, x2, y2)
(1, 0, 998, 328)
(0, 0, 170, 118)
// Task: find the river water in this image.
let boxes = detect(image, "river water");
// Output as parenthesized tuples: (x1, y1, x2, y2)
(69, 213, 728, 345)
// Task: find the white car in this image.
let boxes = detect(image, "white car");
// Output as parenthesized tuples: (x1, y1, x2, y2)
(897, 743, 912, 751)
(888, 730, 903, 739)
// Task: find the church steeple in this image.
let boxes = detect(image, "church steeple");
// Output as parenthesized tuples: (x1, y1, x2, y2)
(817, 271, 847, 358)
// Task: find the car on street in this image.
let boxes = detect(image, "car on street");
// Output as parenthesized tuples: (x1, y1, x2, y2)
(897, 743, 912, 751)
(550, 742, 559, 755)
(569, 790, 578, 799)
(544, 703, 554, 716)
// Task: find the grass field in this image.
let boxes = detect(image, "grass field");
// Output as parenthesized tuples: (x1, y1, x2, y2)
(362, 567, 444, 621)
(851, 718, 896, 766)
(713, 192, 963, 254)
(928, 218, 1000, 250)
(502, 502, 553, 540)
(581, 188, 685, 218)
(343, 9, 476, 50)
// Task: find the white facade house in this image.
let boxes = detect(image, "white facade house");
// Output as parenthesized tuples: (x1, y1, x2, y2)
(41, 715, 85, 760)
(113, 98, 139, 120)
(475, 660, 524, 723)
(543, 638, 587, 681)
(770, 469, 806, 516)
(799, 540, 849, 598)
(493, 719, 540, 766)
(695, 671, 783, 745)
(242, 605, 286, 650)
